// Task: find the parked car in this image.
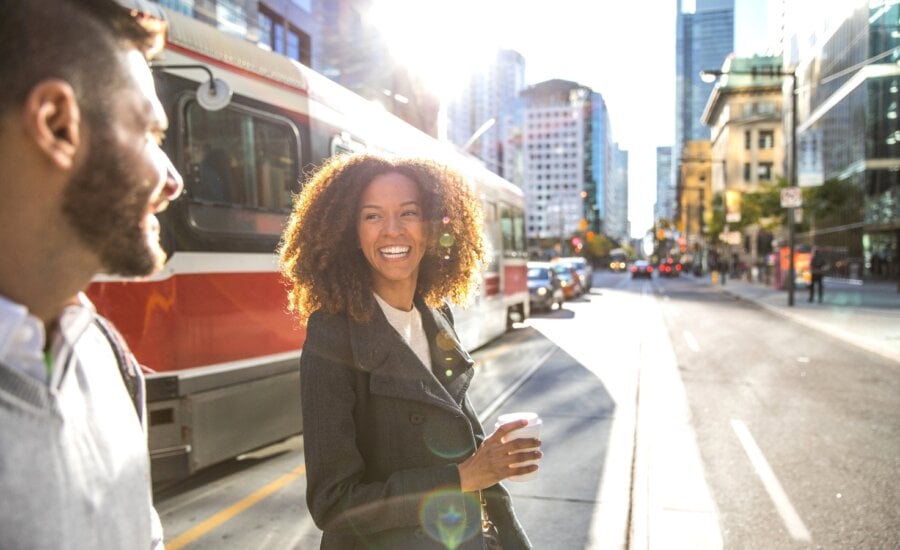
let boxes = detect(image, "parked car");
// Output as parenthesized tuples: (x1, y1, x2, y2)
(561, 256, 593, 291)
(658, 257, 682, 278)
(631, 260, 653, 279)
(553, 263, 583, 299)
(527, 262, 565, 312)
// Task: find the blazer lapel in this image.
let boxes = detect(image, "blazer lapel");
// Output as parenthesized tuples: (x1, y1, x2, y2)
(420, 301, 475, 406)
(349, 302, 462, 414)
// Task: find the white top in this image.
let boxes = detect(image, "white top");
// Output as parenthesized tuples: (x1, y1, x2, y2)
(373, 293, 432, 370)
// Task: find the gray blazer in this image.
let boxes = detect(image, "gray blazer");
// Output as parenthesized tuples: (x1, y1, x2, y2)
(300, 298, 532, 549)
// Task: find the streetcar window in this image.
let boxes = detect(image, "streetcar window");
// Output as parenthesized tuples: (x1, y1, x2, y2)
(182, 100, 300, 236)
(500, 203, 527, 258)
(482, 201, 501, 272)
(512, 206, 526, 256)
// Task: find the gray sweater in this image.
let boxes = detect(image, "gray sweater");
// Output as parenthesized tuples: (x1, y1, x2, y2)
(0, 305, 162, 549)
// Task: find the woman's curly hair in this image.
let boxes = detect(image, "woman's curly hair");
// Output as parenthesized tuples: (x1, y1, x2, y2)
(278, 152, 486, 325)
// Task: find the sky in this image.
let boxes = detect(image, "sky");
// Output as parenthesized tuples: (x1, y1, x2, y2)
(369, 0, 774, 238)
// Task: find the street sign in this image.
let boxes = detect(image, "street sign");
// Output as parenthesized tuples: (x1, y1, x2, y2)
(780, 187, 803, 208)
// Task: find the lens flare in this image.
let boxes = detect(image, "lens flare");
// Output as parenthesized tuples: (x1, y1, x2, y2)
(419, 489, 481, 549)
(424, 422, 470, 459)
(439, 233, 455, 248)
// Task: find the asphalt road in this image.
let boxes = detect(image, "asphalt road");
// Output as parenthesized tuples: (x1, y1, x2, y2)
(654, 273, 900, 549)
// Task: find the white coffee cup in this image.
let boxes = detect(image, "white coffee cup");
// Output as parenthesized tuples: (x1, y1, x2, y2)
(494, 412, 542, 481)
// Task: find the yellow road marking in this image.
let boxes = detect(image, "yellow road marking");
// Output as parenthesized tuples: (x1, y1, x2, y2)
(165, 464, 306, 550)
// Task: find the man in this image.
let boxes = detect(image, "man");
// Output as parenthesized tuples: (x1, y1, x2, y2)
(0, 1, 182, 547)
(809, 248, 826, 303)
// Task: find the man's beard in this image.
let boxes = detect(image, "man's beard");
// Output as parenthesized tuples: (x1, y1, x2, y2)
(62, 129, 166, 277)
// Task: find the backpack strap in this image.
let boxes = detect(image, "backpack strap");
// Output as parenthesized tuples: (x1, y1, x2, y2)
(93, 315, 144, 425)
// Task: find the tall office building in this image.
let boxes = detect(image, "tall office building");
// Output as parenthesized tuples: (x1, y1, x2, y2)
(656, 146, 674, 222)
(672, 0, 735, 218)
(518, 80, 620, 246)
(784, 0, 899, 277)
(519, 80, 590, 244)
(607, 145, 630, 242)
(587, 92, 612, 234)
(445, 49, 526, 177)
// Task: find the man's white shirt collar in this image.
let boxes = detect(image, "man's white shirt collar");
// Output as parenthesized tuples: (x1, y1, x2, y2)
(0, 293, 94, 384)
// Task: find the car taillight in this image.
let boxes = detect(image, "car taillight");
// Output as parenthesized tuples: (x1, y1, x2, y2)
(676, 264, 682, 271)
(631, 266, 637, 272)
(648, 266, 653, 272)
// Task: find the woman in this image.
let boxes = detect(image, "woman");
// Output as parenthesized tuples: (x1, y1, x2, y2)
(279, 153, 537, 549)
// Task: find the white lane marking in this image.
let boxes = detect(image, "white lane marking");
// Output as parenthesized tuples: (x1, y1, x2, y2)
(730, 419, 812, 542)
(682, 330, 701, 352)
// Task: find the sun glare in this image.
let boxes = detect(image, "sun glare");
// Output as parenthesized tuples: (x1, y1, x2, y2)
(367, 0, 503, 100)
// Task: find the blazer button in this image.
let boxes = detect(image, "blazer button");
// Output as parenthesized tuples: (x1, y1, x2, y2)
(410, 413, 424, 425)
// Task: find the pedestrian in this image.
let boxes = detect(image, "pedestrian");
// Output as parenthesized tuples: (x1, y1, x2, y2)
(0, 1, 182, 548)
(809, 248, 827, 303)
(279, 153, 536, 549)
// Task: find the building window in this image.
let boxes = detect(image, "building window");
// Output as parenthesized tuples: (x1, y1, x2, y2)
(757, 163, 773, 180)
(258, 10, 273, 50)
(743, 163, 751, 181)
(744, 130, 752, 150)
(758, 130, 774, 149)
(273, 21, 284, 54)
(159, 0, 193, 16)
(216, 0, 247, 36)
(757, 101, 776, 115)
(287, 27, 300, 60)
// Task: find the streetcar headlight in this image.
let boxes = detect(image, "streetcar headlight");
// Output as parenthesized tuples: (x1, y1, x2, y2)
(537, 287, 547, 296)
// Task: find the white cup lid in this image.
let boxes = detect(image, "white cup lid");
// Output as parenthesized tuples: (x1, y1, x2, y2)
(496, 412, 541, 427)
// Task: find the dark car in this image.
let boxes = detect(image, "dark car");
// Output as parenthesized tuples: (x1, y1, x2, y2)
(527, 262, 565, 312)
(658, 258, 682, 278)
(631, 260, 653, 279)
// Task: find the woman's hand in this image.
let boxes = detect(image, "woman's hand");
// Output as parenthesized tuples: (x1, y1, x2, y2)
(457, 419, 543, 492)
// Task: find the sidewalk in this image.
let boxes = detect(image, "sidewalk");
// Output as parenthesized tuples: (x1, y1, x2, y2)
(691, 274, 900, 364)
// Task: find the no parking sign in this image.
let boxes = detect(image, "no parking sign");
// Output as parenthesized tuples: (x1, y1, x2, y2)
(780, 187, 803, 208)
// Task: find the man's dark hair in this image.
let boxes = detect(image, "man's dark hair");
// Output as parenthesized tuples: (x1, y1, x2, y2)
(0, 0, 157, 124)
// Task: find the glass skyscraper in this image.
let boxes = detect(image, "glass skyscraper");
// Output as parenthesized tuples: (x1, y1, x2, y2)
(672, 0, 735, 223)
(786, 0, 899, 277)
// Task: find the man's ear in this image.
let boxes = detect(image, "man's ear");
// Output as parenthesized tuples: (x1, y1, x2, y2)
(23, 79, 82, 171)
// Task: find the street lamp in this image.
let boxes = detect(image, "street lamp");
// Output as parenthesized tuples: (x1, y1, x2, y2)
(700, 66, 799, 306)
